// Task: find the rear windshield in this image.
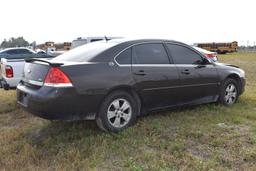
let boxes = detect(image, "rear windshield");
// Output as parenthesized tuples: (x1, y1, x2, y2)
(53, 41, 117, 62)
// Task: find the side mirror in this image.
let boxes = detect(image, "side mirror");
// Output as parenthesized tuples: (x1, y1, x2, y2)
(195, 60, 204, 65)
(202, 58, 211, 64)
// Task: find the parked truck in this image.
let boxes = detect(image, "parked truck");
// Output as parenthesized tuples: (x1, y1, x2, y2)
(0, 47, 53, 90)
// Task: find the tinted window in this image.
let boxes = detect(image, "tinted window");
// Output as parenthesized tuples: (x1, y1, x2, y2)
(116, 48, 131, 64)
(133, 43, 169, 64)
(167, 44, 203, 64)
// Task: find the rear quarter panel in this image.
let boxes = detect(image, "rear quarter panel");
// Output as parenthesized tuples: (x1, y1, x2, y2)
(61, 63, 134, 95)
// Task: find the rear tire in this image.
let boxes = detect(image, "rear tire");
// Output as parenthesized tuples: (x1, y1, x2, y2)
(219, 78, 239, 106)
(96, 91, 139, 132)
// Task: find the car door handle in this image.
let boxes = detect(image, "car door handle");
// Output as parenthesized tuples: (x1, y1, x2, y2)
(195, 65, 206, 69)
(133, 70, 146, 76)
(181, 69, 190, 75)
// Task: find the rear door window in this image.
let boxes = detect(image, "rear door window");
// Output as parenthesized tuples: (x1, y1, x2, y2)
(133, 43, 170, 64)
(115, 48, 131, 65)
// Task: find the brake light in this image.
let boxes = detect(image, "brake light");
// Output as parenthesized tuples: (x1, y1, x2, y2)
(5, 65, 13, 78)
(44, 67, 73, 87)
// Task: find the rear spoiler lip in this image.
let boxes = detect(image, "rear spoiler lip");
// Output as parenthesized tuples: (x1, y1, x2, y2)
(25, 58, 63, 67)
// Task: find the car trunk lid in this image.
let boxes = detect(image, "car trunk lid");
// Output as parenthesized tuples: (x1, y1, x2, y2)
(21, 58, 63, 88)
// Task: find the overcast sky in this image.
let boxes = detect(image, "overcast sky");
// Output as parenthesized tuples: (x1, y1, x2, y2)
(1, 0, 255, 45)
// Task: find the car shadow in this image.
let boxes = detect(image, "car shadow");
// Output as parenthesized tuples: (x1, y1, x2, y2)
(27, 120, 105, 146)
(26, 103, 221, 148)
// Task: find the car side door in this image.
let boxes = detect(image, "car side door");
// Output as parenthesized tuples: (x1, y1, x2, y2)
(166, 43, 220, 104)
(131, 43, 181, 111)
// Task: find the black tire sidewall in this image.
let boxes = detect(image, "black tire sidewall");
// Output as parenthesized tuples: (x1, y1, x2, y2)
(97, 91, 138, 132)
(219, 79, 238, 106)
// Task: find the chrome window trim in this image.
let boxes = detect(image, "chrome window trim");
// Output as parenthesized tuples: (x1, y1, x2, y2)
(113, 41, 213, 67)
(113, 63, 210, 67)
(44, 83, 73, 87)
(27, 80, 74, 87)
(113, 41, 210, 67)
(131, 64, 175, 67)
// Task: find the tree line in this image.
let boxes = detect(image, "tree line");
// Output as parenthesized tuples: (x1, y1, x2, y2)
(0, 37, 30, 49)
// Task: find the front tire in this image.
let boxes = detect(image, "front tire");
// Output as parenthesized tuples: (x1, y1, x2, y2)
(96, 91, 139, 132)
(219, 79, 239, 106)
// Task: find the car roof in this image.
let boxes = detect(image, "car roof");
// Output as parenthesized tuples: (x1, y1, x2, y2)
(89, 38, 190, 62)
(0, 47, 35, 53)
(108, 38, 183, 44)
(104, 38, 188, 52)
(54, 38, 192, 63)
(0, 47, 31, 51)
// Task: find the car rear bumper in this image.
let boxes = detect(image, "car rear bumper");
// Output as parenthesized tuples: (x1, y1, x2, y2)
(16, 84, 103, 120)
(0, 76, 20, 90)
(0, 78, 10, 90)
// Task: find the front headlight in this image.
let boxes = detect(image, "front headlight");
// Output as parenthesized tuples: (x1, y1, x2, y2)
(239, 69, 245, 78)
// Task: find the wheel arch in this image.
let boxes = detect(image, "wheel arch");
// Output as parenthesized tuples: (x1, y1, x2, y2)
(100, 85, 143, 116)
(224, 73, 242, 94)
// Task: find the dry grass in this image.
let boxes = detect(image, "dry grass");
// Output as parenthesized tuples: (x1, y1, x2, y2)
(0, 52, 255, 170)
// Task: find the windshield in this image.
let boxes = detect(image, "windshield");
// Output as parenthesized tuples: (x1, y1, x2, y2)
(53, 41, 118, 62)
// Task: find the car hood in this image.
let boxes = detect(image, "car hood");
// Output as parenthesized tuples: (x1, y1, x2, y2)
(215, 62, 240, 68)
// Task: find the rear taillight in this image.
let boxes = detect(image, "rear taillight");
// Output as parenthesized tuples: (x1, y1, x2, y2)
(44, 67, 73, 87)
(5, 65, 13, 78)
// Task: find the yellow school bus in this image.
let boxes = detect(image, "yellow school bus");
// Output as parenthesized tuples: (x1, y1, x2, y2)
(197, 41, 238, 54)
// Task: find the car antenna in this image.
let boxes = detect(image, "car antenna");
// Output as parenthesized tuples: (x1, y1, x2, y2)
(104, 36, 110, 42)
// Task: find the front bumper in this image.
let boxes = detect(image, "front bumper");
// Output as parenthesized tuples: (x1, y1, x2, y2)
(17, 84, 103, 120)
(240, 77, 246, 95)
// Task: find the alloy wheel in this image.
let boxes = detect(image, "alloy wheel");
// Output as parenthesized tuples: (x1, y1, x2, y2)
(107, 98, 132, 128)
(224, 83, 237, 105)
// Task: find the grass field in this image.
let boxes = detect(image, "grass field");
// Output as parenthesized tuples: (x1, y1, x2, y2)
(0, 53, 256, 170)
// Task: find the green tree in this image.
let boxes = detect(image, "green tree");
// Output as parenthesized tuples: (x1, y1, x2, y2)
(0, 37, 30, 48)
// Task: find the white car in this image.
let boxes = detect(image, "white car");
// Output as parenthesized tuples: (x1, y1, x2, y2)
(71, 37, 122, 49)
(193, 46, 218, 62)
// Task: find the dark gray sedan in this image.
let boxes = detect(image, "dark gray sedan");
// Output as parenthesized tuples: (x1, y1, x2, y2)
(16, 39, 245, 132)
